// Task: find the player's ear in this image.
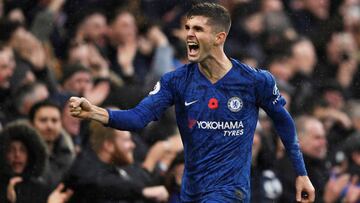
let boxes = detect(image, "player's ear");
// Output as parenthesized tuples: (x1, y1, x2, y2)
(214, 32, 226, 46)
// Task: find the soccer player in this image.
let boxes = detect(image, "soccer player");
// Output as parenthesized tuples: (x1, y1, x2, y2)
(69, 3, 315, 203)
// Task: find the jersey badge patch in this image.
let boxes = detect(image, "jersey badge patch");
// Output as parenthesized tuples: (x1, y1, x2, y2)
(227, 97, 243, 112)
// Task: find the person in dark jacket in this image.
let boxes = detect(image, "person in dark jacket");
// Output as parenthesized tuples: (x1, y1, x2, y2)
(63, 121, 168, 203)
(275, 116, 329, 203)
(0, 121, 49, 203)
(29, 100, 75, 189)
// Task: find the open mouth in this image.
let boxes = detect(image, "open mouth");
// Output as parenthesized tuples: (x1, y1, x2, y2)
(188, 42, 200, 56)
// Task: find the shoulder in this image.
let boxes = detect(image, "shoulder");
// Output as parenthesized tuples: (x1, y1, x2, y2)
(231, 59, 273, 83)
(162, 63, 195, 79)
(160, 63, 196, 90)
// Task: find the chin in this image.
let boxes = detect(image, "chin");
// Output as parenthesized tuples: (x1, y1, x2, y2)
(187, 56, 200, 63)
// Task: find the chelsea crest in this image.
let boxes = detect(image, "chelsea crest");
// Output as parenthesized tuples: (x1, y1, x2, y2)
(227, 97, 243, 112)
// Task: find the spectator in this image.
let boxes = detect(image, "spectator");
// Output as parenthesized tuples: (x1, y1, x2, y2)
(289, 37, 318, 115)
(251, 126, 282, 203)
(59, 63, 110, 106)
(0, 19, 58, 93)
(29, 100, 75, 188)
(275, 116, 329, 203)
(8, 82, 49, 122)
(324, 134, 360, 203)
(64, 120, 169, 203)
(165, 151, 184, 203)
(0, 43, 15, 127)
(72, 9, 108, 49)
(0, 121, 49, 203)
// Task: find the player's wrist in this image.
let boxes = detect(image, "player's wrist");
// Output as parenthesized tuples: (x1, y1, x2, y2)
(90, 105, 109, 124)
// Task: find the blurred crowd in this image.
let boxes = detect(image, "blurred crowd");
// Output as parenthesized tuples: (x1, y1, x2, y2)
(0, 0, 359, 202)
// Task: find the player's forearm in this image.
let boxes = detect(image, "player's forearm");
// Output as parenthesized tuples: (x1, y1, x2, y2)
(270, 107, 307, 176)
(107, 108, 152, 131)
(90, 105, 109, 125)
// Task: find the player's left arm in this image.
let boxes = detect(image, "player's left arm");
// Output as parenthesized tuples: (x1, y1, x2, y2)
(257, 70, 315, 203)
(267, 106, 315, 203)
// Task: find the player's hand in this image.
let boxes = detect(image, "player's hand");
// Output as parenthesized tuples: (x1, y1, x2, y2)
(69, 97, 92, 119)
(142, 185, 169, 202)
(296, 175, 315, 203)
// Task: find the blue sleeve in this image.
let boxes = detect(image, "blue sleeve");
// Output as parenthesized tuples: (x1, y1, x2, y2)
(106, 73, 175, 131)
(257, 71, 307, 176)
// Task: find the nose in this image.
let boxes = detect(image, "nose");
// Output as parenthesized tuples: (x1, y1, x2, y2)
(45, 120, 55, 130)
(14, 149, 22, 159)
(186, 29, 195, 38)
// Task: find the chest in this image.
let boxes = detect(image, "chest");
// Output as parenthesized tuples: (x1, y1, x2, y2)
(177, 78, 257, 121)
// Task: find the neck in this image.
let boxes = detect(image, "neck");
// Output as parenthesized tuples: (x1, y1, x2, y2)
(47, 141, 54, 154)
(198, 51, 232, 84)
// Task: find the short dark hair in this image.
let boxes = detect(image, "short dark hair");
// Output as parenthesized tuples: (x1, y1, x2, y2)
(186, 3, 231, 33)
(0, 19, 23, 42)
(89, 121, 115, 152)
(29, 100, 62, 123)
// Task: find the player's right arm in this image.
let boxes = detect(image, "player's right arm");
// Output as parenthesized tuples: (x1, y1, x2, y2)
(69, 72, 175, 131)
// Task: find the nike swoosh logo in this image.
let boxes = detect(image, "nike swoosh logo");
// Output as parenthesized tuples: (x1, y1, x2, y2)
(185, 100, 198, 106)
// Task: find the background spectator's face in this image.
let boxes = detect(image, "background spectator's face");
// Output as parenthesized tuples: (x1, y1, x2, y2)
(291, 40, 317, 75)
(109, 12, 137, 44)
(111, 130, 135, 165)
(303, 0, 330, 20)
(244, 12, 263, 36)
(6, 140, 28, 174)
(62, 101, 80, 137)
(7, 8, 25, 24)
(33, 106, 62, 143)
(323, 90, 345, 110)
(327, 33, 357, 64)
(262, 0, 283, 13)
(269, 59, 293, 81)
(82, 13, 107, 44)
(352, 151, 360, 166)
(20, 84, 49, 115)
(0, 47, 15, 88)
(68, 44, 91, 67)
(300, 120, 327, 159)
(63, 71, 92, 96)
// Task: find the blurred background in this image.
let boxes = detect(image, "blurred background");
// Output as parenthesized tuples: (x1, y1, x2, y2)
(0, 0, 359, 202)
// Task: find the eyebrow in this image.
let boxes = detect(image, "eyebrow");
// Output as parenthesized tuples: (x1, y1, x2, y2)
(184, 24, 205, 31)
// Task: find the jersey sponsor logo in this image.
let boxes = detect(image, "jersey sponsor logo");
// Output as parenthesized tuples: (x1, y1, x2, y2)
(196, 120, 244, 130)
(185, 100, 198, 106)
(196, 120, 245, 136)
(189, 120, 245, 136)
(227, 97, 243, 112)
(149, 81, 160, 95)
(188, 118, 197, 129)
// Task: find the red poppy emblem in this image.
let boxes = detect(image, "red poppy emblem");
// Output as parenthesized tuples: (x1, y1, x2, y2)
(208, 98, 219, 110)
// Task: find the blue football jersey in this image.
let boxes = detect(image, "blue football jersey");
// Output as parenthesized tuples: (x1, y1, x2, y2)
(107, 59, 305, 202)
